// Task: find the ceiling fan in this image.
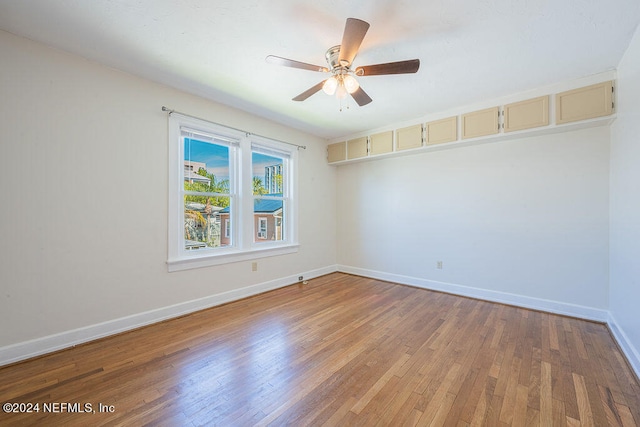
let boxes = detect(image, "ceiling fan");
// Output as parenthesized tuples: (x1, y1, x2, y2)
(266, 18, 420, 107)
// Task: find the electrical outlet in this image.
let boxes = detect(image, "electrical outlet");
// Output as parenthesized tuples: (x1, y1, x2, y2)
(251, 262, 258, 272)
(437, 261, 443, 269)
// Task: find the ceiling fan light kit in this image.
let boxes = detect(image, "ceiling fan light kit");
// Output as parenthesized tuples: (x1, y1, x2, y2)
(266, 18, 420, 109)
(322, 72, 360, 97)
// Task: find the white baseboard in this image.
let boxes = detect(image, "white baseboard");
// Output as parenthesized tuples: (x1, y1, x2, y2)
(607, 313, 640, 380)
(337, 265, 609, 321)
(3, 264, 638, 381)
(0, 265, 337, 367)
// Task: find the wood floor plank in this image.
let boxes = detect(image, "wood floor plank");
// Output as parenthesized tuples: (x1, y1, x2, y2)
(469, 381, 490, 427)
(499, 355, 523, 424)
(527, 345, 542, 412)
(511, 383, 530, 426)
(573, 372, 595, 427)
(0, 272, 638, 426)
(541, 360, 554, 425)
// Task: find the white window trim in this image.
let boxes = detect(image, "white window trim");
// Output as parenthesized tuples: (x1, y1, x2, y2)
(167, 113, 299, 272)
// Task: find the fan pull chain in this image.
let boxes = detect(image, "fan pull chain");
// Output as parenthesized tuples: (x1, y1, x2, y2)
(339, 97, 350, 112)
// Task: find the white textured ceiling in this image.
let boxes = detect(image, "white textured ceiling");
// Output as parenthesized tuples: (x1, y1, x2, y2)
(1, 0, 639, 140)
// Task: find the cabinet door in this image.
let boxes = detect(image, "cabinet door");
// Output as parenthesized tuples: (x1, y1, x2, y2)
(462, 107, 499, 139)
(504, 96, 549, 132)
(426, 116, 457, 145)
(396, 124, 423, 151)
(369, 131, 393, 155)
(327, 142, 346, 163)
(347, 137, 368, 159)
(556, 81, 613, 124)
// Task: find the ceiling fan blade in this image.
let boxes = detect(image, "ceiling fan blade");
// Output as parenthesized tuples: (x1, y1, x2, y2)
(355, 59, 420, 76)
(337, 18, 370, 67)
(292, 80, 327, 101)
(350, 86, 372, 106)
(266, 55, 329, 73)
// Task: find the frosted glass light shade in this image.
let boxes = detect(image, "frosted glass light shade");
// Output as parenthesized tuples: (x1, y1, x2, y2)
(322, 77, 338, 95)
(343, 75, 359, 93)
(336, 82, 348, 99)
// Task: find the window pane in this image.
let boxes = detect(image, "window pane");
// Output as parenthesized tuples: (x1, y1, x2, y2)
(252, 151, 284, 195)
(184, 197, 231, 249)
(184, 138, 230, 194)
(253, 198, 284, 242)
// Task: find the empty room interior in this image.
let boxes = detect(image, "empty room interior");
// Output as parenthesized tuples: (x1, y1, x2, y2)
(1, 1, 640, 425)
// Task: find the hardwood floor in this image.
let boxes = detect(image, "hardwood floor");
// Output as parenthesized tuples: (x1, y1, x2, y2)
(1, 273, 638, 426)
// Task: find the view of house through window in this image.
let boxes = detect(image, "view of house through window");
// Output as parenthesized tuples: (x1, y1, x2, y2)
(252, 149, 286, 243)
(183, 137, 232, 250)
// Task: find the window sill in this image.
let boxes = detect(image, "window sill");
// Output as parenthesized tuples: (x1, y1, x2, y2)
(167, 243, 299, 272)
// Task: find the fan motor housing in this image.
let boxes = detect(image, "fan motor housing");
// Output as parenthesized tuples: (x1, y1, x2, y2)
(325, 46, 343, 70)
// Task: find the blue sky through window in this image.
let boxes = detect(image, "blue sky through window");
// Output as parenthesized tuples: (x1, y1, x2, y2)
(252, 152, 281, 176)
(184, 138, 283, 182)
(184, 138, 229, 180)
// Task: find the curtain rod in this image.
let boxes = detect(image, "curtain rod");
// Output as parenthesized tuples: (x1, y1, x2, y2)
(161, 106, 306, 150)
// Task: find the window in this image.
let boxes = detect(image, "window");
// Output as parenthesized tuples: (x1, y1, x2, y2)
(168, 113, 298, 271)
(183, 136, 233, 249)
(257, 218, 267, 239)
(252, 145, 289, 243)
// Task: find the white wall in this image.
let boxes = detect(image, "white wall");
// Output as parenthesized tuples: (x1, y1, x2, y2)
(610, 23, 640, 370)
(0, 30, 336, 360)
(336, 127, 611, 312)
